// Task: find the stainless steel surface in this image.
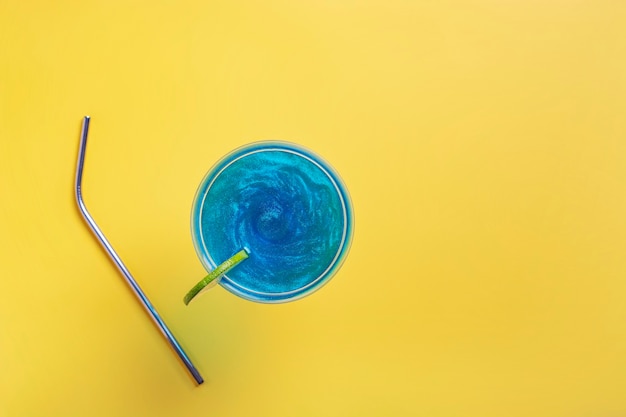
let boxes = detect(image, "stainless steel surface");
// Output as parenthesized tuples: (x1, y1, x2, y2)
(74, 116, 204, 385)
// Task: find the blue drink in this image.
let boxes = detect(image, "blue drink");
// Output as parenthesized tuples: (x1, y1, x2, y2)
(191, 141, 353, 303)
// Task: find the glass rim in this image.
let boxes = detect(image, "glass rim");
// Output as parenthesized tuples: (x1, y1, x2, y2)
(190, 140, 354, 303)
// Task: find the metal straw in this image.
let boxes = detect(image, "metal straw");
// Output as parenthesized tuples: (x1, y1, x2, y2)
(74, 116, 204, 385)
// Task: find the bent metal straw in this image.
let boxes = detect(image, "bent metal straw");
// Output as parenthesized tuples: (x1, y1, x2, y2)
(74, 116, 204, 385)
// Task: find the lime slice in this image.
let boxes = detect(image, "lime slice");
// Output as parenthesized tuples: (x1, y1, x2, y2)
(184, 249, 249, 305)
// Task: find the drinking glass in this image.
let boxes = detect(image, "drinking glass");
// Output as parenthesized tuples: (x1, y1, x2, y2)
(190, 141, 353, 303)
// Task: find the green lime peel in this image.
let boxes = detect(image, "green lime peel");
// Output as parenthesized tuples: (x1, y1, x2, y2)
(184, 249, 249, 305)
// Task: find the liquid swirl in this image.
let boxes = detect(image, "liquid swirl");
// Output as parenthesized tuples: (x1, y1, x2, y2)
(195, 145, 350, 300)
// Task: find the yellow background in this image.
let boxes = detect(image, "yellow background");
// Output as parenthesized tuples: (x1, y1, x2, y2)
(1, 1, 626, 416)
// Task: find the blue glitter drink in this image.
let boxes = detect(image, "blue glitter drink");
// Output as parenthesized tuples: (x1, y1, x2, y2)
(191, 141, 353, 303)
